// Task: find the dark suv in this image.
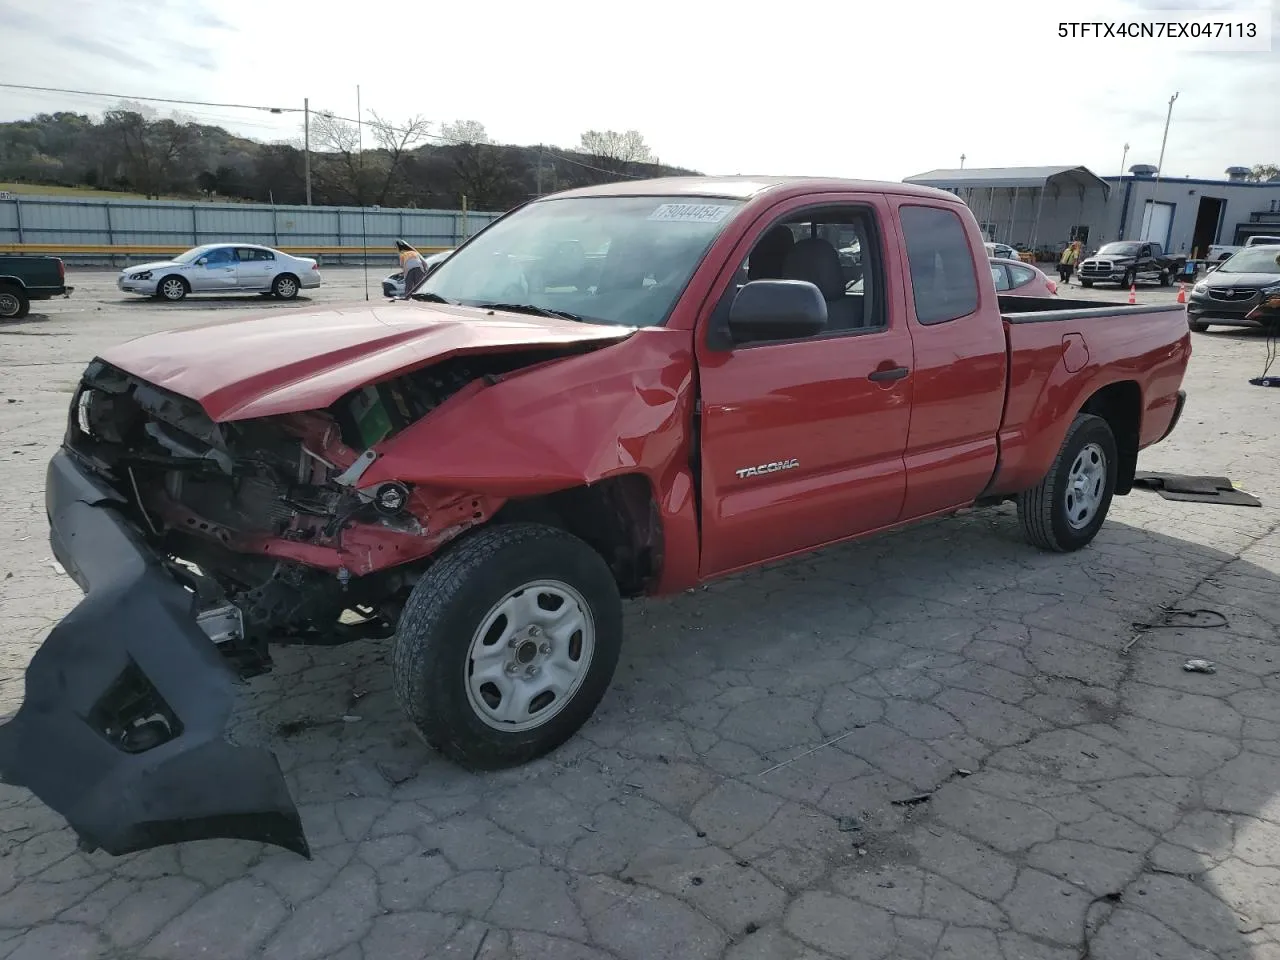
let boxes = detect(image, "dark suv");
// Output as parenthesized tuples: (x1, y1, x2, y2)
(1187, 245, 1280, 332)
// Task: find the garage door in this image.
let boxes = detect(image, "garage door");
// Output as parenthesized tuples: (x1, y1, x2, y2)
(1140, 201, 1174, 247)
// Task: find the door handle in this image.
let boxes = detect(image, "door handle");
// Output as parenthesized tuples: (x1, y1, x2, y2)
(868, 366, 909, 383)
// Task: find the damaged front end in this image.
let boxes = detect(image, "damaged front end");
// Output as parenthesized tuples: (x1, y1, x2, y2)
(0, 353, 529, 857)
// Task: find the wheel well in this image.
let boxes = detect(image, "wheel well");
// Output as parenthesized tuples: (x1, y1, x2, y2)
(1080, 381, 1141, 494)
(0, 277, 26, 290)
(491, 475, 661, 597)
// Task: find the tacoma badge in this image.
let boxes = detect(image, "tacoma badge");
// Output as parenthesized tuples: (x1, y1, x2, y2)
(735, 459, 799, 479)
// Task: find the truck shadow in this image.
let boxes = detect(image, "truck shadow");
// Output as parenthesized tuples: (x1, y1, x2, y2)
(240, 500, 1278, 958)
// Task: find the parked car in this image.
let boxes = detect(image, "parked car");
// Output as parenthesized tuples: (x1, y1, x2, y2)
(984, 241, 1017, 260)
(0, 254, 73, 319)
(1078, 241, 1186, 288)
(117, 244, 321, 302)
(1, 176, 1190, 859)
(989, 257, 1058, 296)
(1186, 245, 1280, 332)
(382, 249, 453, 297)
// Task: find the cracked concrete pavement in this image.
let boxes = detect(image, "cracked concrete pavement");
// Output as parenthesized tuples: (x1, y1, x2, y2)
(2, 269, 1279, 959)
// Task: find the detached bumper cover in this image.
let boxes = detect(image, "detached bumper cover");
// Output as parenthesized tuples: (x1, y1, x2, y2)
(0, 450, 308, 858)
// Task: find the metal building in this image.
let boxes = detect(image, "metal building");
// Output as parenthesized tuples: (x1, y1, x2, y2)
(904, 164, 1280, 261)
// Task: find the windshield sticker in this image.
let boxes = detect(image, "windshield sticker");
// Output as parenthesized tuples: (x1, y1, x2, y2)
(648, 203, 734, 224)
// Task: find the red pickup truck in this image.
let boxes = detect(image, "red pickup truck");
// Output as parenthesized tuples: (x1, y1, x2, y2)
(0, 177, 1190, 859)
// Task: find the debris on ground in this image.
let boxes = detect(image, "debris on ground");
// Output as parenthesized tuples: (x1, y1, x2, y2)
(837, 817, 862, 833)
(1183, 659, 1217, 674)
(1132, 472, 1261, 506)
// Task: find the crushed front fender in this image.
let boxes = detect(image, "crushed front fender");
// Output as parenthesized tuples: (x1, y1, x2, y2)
(0, 450, 309, 858)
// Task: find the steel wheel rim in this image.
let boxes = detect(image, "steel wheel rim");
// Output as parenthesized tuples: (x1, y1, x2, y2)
(277, 278, 297, 297)
(1065, 441, 1107, 530)
(0, 292, 18, 317)
(162, 279, 184, 300)
(464, 579, 596, 732)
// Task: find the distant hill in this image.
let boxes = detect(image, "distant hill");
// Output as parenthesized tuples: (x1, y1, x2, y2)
(0, 109, 700, 211)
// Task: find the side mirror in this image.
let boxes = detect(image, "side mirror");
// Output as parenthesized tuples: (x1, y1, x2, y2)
(728, 279, 828, 344)
(196, 257, 208, 266)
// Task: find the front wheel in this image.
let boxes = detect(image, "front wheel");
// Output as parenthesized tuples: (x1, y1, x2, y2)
(157, 276, 188, 302)
(1159, 270, 1171, 287)
(1122, 269, 1136, 288)
(1080, 279, 1093, 288)
(1017, 414, 1118, 552)
(392, 523, 623, 770)
(1189, 319, 1210, 333)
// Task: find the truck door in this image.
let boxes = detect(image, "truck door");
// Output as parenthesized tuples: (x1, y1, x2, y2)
(694, 195, 914, 577)
(891, 201, 1008, 518)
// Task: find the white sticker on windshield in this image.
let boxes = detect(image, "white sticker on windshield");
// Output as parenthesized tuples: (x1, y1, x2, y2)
(648, 203, 733, 224)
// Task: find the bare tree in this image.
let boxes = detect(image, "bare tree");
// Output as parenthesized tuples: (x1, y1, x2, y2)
(578, 129, 654, 176)
(441, 120, 509, 209)
(368, 112, 430, 205)
(101, 104, 199, 198)
(441, 120, 492, 146)
(309, 110, 366, 203)
(1248, 163, 1280, 183)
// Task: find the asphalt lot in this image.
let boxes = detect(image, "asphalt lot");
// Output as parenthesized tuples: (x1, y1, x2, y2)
(2, 267, 1279, 960)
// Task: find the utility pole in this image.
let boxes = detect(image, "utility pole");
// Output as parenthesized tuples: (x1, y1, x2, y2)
(304, 97, 312, 206)
(1147, 93, 1178, 240)
(960, 153, 966, 169)
(536, 144, 544, 196)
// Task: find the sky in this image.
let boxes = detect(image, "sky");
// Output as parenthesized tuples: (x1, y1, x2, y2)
(1, 0, 1277, 183)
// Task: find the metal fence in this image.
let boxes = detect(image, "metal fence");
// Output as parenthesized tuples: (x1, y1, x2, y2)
(0, 195, 503, 265)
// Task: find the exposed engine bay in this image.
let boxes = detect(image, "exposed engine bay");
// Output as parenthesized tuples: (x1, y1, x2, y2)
(65, 348, 584, 674)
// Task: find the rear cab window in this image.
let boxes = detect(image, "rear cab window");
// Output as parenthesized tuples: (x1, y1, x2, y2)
(899, 205, 980, 325)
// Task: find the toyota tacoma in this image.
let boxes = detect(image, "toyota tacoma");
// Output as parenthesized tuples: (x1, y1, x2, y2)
(0, 176, 1191, 858)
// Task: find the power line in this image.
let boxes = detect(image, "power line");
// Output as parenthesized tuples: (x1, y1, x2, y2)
(0, 82, 301, 114)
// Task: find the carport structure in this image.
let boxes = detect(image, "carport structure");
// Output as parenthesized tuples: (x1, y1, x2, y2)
(904, 165, 1112, 252)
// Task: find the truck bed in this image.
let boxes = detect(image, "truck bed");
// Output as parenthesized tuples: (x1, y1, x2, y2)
(988, 295, 1191, 497)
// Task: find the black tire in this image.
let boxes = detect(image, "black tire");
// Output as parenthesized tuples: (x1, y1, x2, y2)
(1080, 279, 1093, 288)
(392, 522, 623, 770)
(1189, 319, 1210, 333)
(1159, 270, 1171, 287)
(272, 273, 300, 299)
(157, 275, 188, 302)
(1017, 413, 1118, 553)
(0, 283, 29, 320)
(1122, 269, 1136, 288)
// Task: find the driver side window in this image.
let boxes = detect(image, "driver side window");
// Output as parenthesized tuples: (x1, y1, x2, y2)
(204, 247, 235, 266)
(709, 204, 885, 349)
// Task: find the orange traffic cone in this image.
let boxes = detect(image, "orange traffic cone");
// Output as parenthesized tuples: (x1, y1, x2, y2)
(1128, 284, 1136, 304)
(1176, 282, 1187, 304)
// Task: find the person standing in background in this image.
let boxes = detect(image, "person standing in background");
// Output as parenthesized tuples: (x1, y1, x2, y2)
(1058, 240, 1081, 284)
(396, 239, 427, 296)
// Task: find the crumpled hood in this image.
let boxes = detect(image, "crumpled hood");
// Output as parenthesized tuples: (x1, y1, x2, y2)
(120, 260, 183, 275)
(99, 300, 635, 422)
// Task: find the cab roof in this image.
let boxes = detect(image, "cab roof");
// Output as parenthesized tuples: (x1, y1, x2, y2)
(544, 175, 959, 204)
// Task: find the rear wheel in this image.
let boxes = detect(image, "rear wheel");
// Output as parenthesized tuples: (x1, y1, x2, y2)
(0, 283, 29, 320)
(157, 276, 188, 302)
(272, 274, 299, 299)
(1017, 414, 1118, 553)
(392, 523, 623, 770)
(1189, 319, 1210, 333)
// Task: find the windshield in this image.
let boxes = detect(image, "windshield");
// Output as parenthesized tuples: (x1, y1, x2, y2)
(414, 195, 743, 327)
(174, 245, 217, 264)
(1219, 248, 1280, 274)
(1097, 242, 1141, 257)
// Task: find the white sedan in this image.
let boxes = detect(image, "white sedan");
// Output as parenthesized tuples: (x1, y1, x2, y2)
(117, 243, 321, 302)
